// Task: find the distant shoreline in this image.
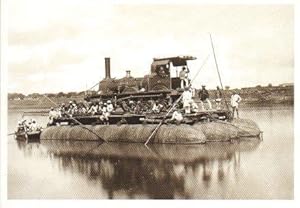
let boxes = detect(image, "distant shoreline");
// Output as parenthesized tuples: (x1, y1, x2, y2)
(8, 85, 294, 110)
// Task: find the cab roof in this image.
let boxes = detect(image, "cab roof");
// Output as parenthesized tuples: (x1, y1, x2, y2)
(152, 56, 197, 67)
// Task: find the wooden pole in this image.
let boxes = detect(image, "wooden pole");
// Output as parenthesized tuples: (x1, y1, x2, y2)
(209, 34, 230, 112)
(144, 55, 210, 146)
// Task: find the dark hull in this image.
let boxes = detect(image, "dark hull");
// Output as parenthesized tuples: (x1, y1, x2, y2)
(15, 131, 41, 142)
(41, 118, 261, 144)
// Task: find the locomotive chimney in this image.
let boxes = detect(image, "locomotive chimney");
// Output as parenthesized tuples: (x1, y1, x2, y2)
(126, 70, 131, 78)
(104, 57, 111, 79)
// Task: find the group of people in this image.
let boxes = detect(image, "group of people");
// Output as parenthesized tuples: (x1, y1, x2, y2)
(47, 98, 173, 125)
(178, 66, 242, 118)
(47, 85, 242, 125)
(180, 84, 242, 119)
(198, 85, 242, 118)
(48, 100, 115, 125)
(17, 119, 41, 132)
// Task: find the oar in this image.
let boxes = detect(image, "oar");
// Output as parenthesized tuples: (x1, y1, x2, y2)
(8, 132, 16, 136)
(144, 55, 210, 146)
(67, 116, 107, 142)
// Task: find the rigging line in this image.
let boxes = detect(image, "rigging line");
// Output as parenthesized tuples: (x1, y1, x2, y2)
(210, 34, 224, 90)
(87, 81, 100, 92)
(42, 94, 59, 107)
(209, 33, 230, 112)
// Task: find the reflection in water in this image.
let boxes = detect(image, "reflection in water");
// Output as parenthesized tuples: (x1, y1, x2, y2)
(16, 139, 260, 199)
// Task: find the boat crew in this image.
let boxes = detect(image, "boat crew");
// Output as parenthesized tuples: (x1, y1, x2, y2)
(179, 66, 190, 89)
(152, 100, 163, 114)
(88, 103, 98, 115)
(106, 100, 114, 113)
(191, 100, 199, 113)
(128, 100, 136, 113)
(58, 103, 67, 117)
(16, 121, 25, 133)
(30, 119, 39, 131)
(67, 101, 74, 115)
(215, 86, 222, 110)
(134, 100, 143, 114)
(27, 120, 33, 131)
(182, 87, 193, 114)
(98, 101, 104, 114)
(100, 103, 109, 124)
(121, 100, 130, 112)
(230, 90, 242, 118)
(198, 85, 212, 110)
(48, 107, 59, 125)
(169, 108, 183, 125)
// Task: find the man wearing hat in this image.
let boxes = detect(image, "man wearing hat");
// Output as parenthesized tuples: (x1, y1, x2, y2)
(30, 119, 40, 131)
(106, 100, 114, 113)
(198, 85, 212, 110)
(100, 102, 110, 124)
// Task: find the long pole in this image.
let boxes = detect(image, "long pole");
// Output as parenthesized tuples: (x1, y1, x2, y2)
(209, 34, 230, 112)
(144, 55, 210, 146)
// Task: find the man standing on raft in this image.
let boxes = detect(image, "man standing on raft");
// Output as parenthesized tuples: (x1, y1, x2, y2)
(230, 91, 242, 118)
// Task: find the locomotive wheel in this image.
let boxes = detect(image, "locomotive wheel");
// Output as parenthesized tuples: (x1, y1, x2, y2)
(122, 87, 139, 93)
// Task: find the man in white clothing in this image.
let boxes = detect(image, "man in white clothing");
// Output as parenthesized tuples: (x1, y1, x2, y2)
(230, 91, 242, 118)
(170, 108, 183, 125)
(182, 87, 193, 114)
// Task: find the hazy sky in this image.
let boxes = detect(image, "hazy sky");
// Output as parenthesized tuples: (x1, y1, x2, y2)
(8, 1, 294, 94)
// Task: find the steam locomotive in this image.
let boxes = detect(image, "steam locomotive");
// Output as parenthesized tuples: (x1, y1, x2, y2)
(85, 56, 196, 103)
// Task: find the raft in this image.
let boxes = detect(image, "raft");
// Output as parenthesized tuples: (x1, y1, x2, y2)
(40, 118, 261, 144)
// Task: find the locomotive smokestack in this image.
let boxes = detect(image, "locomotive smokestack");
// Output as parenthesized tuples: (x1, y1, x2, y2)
(104, 57, 111, 79)
(126, 70, 131, 78)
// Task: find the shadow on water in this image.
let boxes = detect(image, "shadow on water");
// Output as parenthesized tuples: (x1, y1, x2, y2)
(16, 139, 261, 199)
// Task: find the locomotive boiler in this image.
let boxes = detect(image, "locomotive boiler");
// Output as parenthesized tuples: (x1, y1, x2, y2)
(85, 56, 196, 103)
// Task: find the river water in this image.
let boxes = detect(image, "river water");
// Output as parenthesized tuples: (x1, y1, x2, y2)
(7, 106, 293, 199)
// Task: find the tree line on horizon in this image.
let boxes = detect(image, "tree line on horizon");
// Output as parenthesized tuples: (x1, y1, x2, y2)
(7, 91, 95, 100)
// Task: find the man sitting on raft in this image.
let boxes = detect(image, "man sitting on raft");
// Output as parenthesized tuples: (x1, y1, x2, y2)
(169, 108, 183, 125)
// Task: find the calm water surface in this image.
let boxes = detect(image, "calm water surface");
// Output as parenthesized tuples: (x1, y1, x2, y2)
(7, 106, 293, 199)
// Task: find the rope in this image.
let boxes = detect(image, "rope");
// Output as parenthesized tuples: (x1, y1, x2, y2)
(86, 81, 100, 92)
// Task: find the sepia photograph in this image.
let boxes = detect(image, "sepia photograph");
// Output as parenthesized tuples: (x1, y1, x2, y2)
(0, 0, 298, 206)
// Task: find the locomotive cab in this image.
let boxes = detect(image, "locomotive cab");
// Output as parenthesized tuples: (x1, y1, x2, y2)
(148, 56, 196, 91)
